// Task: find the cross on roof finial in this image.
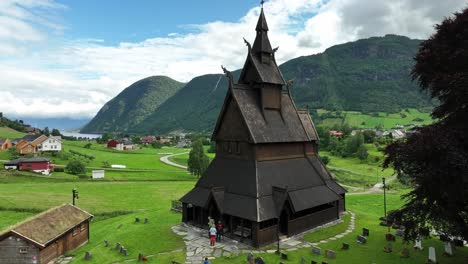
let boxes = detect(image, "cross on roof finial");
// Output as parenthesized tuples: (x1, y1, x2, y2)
(261, 0, 265, 8)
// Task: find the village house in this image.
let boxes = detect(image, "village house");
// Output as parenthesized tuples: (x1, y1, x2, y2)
(107, 139, 135, 150)
(180, 8, 345, 247)
(140, 136, 156, 145)
(106, 139, 120, 149)
(0, 138, 12, 150)
(37, 136, 62, 152)
(0, 204, 93, 264)
(329, 130, 344, 137)
(15, 135, 48, 155)
(156, 136, 171, 144)
(4, 157, 55, 175)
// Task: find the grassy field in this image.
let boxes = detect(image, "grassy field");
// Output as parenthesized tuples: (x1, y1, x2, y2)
(318, 109, 433, 129)
(0, 126, 26, 139)
(0, 173, 465, 264)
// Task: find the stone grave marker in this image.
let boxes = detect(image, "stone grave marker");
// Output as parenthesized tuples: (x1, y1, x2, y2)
(362, 228, 370, 237)
(254, 256, 266, 264)
(400, 247, 410, 258)
(395, 229, 404, 237)
(311, 261, 317, 264)
(231, 246, 239, 256)
(356, 235, 367, 244)
(135, 217, 140, 223)
(281, 252, 288, 260)
(115, 242, 121, 250)
(325, 249, 336, 259)
(300, 256, 306, 264)
(120, 246, 125, 254)
(104, 240, 109, 247)
(383, 243, 393, 253)
(138, 253, 145, 262)
(84, 251, 92, 260)
(342, 243, 350, 250)
(428, 247, 437, 263)
(444, 242, 453, 256)
(312, 246, 321, 255)
(144, 218, 149, 224)
(321, 261, 328, 264)
(414, 238, 423, 250)
(247, 252, 254, 264)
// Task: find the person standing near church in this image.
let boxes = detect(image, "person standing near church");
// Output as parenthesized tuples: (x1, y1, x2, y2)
(209, 225, 217, 246)
(216, 221, 223, 242)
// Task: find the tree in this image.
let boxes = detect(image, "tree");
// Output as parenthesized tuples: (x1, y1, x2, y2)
(384, 8, 468, 241)
(356, 145, 368, 161)
(152, 141, 163, 149)
(43, 127, 50, 136)
(188, 139, 209, 178)
(51, 128, 61, 136)
(66, 160, 86, 176)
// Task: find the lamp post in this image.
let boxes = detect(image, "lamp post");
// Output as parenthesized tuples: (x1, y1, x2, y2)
(72, 188, 79, 206)
(382, 176, 390, 233)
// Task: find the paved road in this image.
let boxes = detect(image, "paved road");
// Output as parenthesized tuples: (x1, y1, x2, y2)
(159, 152, 189, 170)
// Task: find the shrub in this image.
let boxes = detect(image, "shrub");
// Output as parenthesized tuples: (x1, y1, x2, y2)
(320, 155, 330, 165)
(66, 160, 86, 175)
(84, 143, 92, 149)
(54, 167, 64, 172)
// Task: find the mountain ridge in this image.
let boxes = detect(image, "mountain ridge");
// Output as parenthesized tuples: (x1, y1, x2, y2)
(81, 34, 432, 135)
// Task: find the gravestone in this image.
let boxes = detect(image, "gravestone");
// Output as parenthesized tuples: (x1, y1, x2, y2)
(444, 242, 453, 256)
(115, 242, 121, 250)
(325, 249, 336, 259)
(84, 251, 92, 260)
(439, 234, 449, 242)
(357, 235, 367, 244)
(321, 262, 328, 264)
(144, 218, 149, 224)
(120, 246, 125, 254)
(362, 228, 370, 237)
(414, 238, 423, 250)
(300, 256, 306, 264)
(231, 246, 239, 256)
(135, 217, 140, 223)
(104, 240, 109, 247)
(281, 252, 288, 260)
(138, 253, 145, 262)
(386, 233, 396, 241)
(342, 243, 349, 250)
(400, 248, 410, 258)
(428, 247, 437, 263)
(254, 257, 265, 264)
(312, 246, 321, 255)
(384, 243, 392, 253)
(247, 252, 254, 264)
(311, 261, 317, 264)
(395, 229, 404, 237)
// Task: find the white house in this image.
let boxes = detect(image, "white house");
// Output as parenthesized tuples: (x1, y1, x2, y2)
(37, 136, 62, 152)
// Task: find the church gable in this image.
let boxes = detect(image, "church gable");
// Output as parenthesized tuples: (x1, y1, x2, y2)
(214, 95, 251, 142)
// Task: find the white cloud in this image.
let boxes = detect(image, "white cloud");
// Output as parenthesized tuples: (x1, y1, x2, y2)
(0, 0, 466, 119)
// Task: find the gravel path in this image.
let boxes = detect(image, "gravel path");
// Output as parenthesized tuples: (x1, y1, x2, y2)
(159, 152, 189, 169)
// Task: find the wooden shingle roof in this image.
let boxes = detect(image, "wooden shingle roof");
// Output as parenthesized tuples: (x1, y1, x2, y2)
(0, 204, 93, 248)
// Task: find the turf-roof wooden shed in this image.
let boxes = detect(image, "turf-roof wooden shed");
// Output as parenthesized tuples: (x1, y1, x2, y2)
(0, 204, 93, 264)
(180, 7, 346, 247)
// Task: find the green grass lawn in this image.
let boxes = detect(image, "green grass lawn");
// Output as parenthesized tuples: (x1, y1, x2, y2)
(319, 109, 433, 129)
(0, 174, 193, 263)
(212, 193, 467, 264)
(0, 126, 26, 139)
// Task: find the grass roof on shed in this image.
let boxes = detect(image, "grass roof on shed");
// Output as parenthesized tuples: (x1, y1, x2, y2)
(4, 204, 93, 247)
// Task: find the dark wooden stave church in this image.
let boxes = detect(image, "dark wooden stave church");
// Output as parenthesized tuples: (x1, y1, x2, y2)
(180, 7, 346, 247)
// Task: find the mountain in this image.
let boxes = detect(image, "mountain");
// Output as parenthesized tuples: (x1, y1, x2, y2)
(81, 76, 184, 133)
(82, 35, 432, 135)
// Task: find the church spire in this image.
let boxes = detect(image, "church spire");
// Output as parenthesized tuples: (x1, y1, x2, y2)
(252, 7, 273, 55)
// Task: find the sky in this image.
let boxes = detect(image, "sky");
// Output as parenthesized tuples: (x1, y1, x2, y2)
(0, 0, 466, 120)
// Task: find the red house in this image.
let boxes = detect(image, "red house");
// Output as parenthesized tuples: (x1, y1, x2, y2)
(3, 157, 54, 175)
(107, 139, 120, 148)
